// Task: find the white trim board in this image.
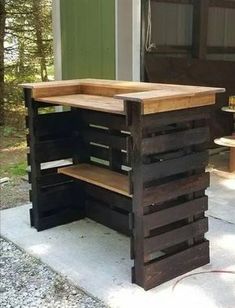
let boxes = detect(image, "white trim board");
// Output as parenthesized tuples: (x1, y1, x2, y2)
(52, 0, 62, 81)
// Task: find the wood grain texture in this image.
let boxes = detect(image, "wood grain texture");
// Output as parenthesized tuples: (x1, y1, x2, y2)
(143, 241, 209, 290)
(58, 164, 131, 197)
(37, 94, 125, 114)
(21, 78, 224, 114)
(144, 217, 208, 257)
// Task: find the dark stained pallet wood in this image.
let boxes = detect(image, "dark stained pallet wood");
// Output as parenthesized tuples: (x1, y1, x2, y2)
(142, 126, 209, 155)
(24, 83, 212, 289)
(34, 138, 74, 163)
(34, 207, 85, 231)
(80, 109, 127, 131)
(142, 107, 211, 133)
(83, 127, 128, 151)
(86, 199, 130, 235)
(89, 144, 128, 166)
(143, 172, 210, 206)
(142, 240, 209, 290)
(85, 183, 132, 212)
(127, 101, 146, 287)
(143, 151, 208, 183)
(34, 111, 75, 138)
(143, 196, 208, 235)
(144, 217, 208, 259)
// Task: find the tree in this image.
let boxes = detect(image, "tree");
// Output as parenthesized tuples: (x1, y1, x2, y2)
(0, 0, 6, 125)
(2, 0, 53, 127)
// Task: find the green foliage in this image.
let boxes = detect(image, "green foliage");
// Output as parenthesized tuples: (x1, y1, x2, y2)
(2, 0, 54, 120)
(9, 161, 27, 176)
(2, 125, 16, 136)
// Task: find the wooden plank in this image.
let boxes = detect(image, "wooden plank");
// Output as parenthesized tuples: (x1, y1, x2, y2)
(89, 144, 128, 166)
(144, 218, 208, 257)
(86, 199, 130, 235)
(143, 94, 216, 115)
(85, 184, 132, 212)
(143, 241, 209, 290)
(127, 101, 146, 286)
(80, 109, 127, 130)
(143, 151, 209, 183)
(35, 111, 74, 138)
(35, 138, 74, 163)
(58, 164, 131, 197)
(142, 107, 210, 131)
(35, 207, 85, 231)
(83, 127, 128, 151)
(143, 172, 210, 206)
(142, 127, 210, 155)
(37, 94, 125, 115)
(143, 196, 208, 234)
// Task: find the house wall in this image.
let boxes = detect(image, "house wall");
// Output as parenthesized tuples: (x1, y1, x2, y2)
(60, 0, 116, 79)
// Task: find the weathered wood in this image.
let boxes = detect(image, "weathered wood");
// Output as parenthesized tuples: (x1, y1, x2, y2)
(85, 184, 132, 212)
(86, 199, 130, 235)
(143, 240, 209, 290)
(142, 107, 211, 131)
(144, 218, 208, 258)
(143, 151, 208, 183)
(143, 172, 210, 206)
(34, 111, 74, 138)
(143, 196, 208, 234)
(127, 100, 145, 286)
(35, 207, 85, 231)
(35, 138, 74, 163)
(80, 109, 127, 131)
(142, 127, 209, 155)
(83, 127, 128, 151)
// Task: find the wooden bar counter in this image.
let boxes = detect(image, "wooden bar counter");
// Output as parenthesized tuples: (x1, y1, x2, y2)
(22, 79, 224, 290)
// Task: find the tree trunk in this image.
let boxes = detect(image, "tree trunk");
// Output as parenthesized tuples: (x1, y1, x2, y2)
(0, 0, 6, 125)
(32, 0, 48, 81)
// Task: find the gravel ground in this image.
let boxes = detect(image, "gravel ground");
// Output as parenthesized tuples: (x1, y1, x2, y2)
(0, 177, 30, 210)
(0, 237, 107, 308)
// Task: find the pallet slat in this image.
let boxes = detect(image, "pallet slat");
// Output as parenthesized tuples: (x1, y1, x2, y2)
(142, 241, 209, 290)
(144, 218, 208, 258)
(86, 199, 130, 235)
(83, 127, 128, 151)
(143, 151, 208, 183)
(35, 138, 74, 163)
(85, 184, 132, 212)
(142, 126, 209, 155)
(143, 172, 210, 206)
(143, 196, 208, 234)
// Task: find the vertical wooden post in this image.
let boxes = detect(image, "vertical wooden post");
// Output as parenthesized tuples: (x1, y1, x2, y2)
(126, 100, 145, 286)
(24, 88, 41, 228)
(192, 0, 209, 59)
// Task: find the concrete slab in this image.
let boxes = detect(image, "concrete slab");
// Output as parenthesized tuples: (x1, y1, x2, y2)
(1, 172, 235, 308)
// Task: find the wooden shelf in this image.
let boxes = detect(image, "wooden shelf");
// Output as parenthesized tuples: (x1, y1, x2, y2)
(58, 164, 132, 197)
(214, 136, 235, 148)
(37, 94, 125, 115)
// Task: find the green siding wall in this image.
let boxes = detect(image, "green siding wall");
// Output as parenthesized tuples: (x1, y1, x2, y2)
(60, 0, 115, 79)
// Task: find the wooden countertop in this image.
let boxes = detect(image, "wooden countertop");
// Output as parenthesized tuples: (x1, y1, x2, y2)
(21, 79, 225, 115)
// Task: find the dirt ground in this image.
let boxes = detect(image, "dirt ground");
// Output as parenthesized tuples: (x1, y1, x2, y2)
(0, 126, 29, 209)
